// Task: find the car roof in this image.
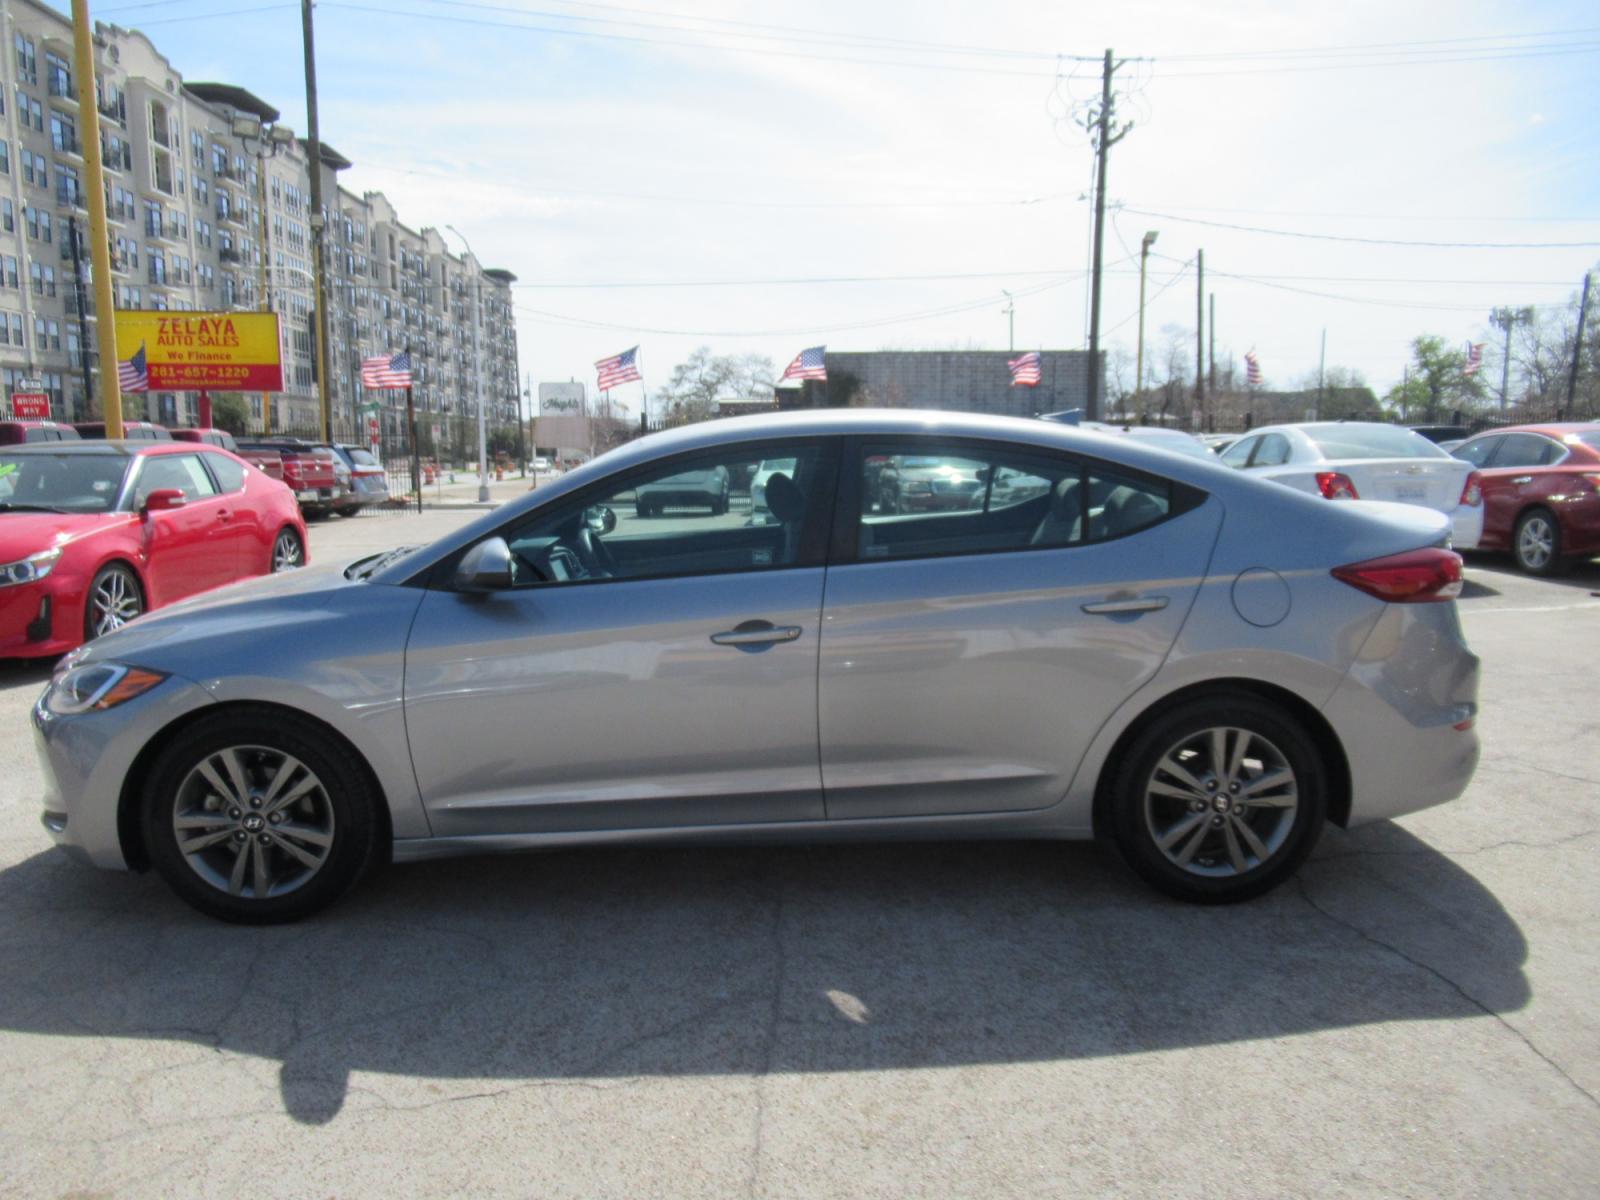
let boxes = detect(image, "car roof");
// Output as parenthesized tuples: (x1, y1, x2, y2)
(1464, 422, 1600, 437)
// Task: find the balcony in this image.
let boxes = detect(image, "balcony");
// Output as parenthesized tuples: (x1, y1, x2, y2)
(56, 186, 86, 214)
(51, 133, 82, 160)
(147, 264, 170, 287)
(219, 247, 242, 264)
(216, 202, 247, 226)
(48, 75, 77, 104)
(99, 98, 125, 127)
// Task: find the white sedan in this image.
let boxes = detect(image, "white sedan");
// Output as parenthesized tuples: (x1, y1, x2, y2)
(1217, 422, 1484, 548)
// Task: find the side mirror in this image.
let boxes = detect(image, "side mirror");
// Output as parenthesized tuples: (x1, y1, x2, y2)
(454, 537, 513, 592)
(587, 505, 617, 534)
(141, 488, 187, 516)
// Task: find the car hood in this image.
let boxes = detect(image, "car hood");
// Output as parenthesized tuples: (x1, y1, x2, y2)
(0, 512, 132, 561)
(75, 556, 418, 671)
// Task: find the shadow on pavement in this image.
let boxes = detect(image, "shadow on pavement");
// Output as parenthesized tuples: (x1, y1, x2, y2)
(0, 830, 1527, 1125)
(1462, 552, 1600, 595)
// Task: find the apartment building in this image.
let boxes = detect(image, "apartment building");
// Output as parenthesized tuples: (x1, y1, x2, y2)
(0, 0, 519, 434)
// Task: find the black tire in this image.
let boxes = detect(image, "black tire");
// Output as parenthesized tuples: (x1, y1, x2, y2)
(83, 562, 144, 642)
(1512, 507, 1565, 576)
(711, 491, 728, 516)
(1107, 693, 1327, 904)
(141, 709, 385, 924)
(270, 527, 304, 573)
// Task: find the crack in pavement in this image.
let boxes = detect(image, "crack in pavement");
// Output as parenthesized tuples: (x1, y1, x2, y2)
(1293, 875, 1600, 1114)
(1313, 827, 1600, 862)
(747, 868, 787, 1200)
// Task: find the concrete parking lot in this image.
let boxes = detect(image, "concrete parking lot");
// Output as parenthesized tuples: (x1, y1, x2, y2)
(0, 510, 1596, 1198)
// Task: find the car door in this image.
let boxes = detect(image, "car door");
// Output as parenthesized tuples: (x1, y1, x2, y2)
(129, 452, 232, 603)
(818, 437, 1222, 820)
(402, 438, 839, 837)
(200, 450, 262, 575)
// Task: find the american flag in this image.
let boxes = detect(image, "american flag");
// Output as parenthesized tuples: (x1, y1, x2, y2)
(117, 344, 149, 393)
(1244, 348, 1263, 387)
(362, 351, 413, 389)
(780, 345, 827, 382)
(1462, 341, 1485, 378)
(595, 346, 642, 391)
(1007, 351, 1041, 387)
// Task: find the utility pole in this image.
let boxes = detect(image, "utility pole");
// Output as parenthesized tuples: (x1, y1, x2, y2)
(1002, 291, 1015, 352)
(71, 0, 121, 434)
(1083, 48, 1131, 422)
(1208, 292, 1216, 397)
(1194, 248, 1205, 418)
(1135, 229, 1156, 397)
(1490, 305, 1534, 412)
(301, 0, 334, 442)
(1563, 273, 1591, 419)
(1317, 329, 1327, 420)
(66, 217, 93, 419)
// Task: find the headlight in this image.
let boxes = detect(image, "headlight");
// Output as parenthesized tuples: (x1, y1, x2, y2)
(0, 548, 61, 587)
(44, 662, 168, 715)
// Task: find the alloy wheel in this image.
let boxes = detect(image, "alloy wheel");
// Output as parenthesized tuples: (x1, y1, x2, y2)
(171, 745, 336, 900)
(1142, 726, 1299, 877)
(89, 569, 142, 638)
(272, 530, 304, 572)
(1516, 516, 1554, 571)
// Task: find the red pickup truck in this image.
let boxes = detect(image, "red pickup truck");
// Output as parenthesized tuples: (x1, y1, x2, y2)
(237, 438, 340, 516)
(171, 427, 285, 483)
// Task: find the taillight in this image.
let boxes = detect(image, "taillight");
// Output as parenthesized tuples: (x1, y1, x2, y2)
(1332, 547, 1464, 603)
(1581, 473, 1600, 494)
(1316, 471, 1360, 500)
(1459, 471, 1483, 507)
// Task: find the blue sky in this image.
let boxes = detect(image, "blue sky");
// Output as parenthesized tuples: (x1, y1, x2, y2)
(87, 0, 1600, 409)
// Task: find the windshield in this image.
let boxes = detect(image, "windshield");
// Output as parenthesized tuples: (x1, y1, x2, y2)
(0, 453, 129, 513)
(1302, 424, 1447, 461)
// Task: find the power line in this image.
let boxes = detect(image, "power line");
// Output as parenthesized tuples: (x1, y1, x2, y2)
(1120, 202, 1600, 224)
(1123, 207, 1600, 249)
(1154, 25, 1600, 60)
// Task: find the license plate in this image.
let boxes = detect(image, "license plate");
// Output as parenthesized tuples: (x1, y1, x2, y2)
(297, 490, 317, 501)
(1394, 485, 1427, 502)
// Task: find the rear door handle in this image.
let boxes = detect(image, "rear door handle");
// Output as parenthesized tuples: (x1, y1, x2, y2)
(216, 509, 232, 521)
(1510, 476, 1533, 484)
(1081, 596, 1169, 615)
(710, 621, 803, 647)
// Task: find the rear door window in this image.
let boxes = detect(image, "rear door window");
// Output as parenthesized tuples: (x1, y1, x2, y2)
(1492, 433, 1565, 467)
(1453, 436, 1499, 467)
(854, 441, 1177, 562)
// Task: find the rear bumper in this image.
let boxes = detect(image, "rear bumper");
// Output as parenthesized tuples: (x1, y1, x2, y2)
(1450, 503, 1485, 551)
(1323, 601, 1480, 826)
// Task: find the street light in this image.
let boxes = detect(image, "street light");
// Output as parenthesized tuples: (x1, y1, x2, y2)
(1135, 230, 1158, 398)
(445, 224, 489, 502)
(232, 114, 296, 433)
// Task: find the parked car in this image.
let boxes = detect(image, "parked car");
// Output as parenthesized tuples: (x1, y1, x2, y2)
(1079, 423, 1217, 462)
(875, 454, 986, 512)
(1216, 421, 1483, 548)
(74, 421, 172, 441)
(634, 465, 731, 516)
(1, 441, 307, 659)
(330, 444, 390, 514)
(1406, 424, 1472, 445)
(32, 409, 1479, 922)
(0, 420, 81, 445)
(171, 428, 284, 483)
(1448, 423, 1600, 574)
(1200, 432, 1239, 456)
(236, 438, 340, 517)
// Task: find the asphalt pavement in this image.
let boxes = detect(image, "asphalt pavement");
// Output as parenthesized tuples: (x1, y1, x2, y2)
(0, 511, 1596, 1198)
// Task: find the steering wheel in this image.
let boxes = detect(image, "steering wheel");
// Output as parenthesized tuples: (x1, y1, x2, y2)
(574, 525, 618, 578)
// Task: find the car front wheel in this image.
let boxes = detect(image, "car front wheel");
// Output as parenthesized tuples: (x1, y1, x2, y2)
(84, 562, 144, 641)
(1108, 693, 1326, 903)
(141, 710, 384, 923)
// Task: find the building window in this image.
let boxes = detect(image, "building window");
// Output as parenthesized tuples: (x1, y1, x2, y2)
(1, 198, 11, 233)
(0, 140, 8, 176)
(14, 34, 36, 84)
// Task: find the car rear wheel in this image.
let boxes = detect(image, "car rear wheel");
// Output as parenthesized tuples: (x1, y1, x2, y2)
(1108, 694, 1326, 903)
(84, 563, 144, 641)
(142, 710, 383, 923)
(1512, 508, 1564, 576)
(271, 527, 304, 572)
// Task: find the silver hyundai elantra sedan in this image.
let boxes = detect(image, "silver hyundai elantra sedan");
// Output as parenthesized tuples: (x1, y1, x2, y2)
(31, 410, 1481, 922)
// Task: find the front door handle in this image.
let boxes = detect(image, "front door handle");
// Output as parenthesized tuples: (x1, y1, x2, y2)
(710, 621, 803, 647)
(1510, 476, 1533, 484)
(1081, 596, 1170, 615)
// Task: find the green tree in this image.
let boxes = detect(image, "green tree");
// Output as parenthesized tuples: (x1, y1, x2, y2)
(209, 392, 250, 435)
(1388, 335, 1484, 422)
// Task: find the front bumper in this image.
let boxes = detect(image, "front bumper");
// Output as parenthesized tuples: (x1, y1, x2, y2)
(0, 578, 80, 659)
(32, 670, 217, 869)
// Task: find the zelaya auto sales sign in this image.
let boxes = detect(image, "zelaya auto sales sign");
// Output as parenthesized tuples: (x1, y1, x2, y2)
(114, 311, 284, 391)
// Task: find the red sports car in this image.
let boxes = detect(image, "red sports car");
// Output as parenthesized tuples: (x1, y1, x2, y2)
(0, 441, 308, 658)
(1450, 423, 1600, 574)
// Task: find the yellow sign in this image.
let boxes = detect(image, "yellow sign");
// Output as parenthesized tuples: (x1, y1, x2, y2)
(113, 311, 284, 391)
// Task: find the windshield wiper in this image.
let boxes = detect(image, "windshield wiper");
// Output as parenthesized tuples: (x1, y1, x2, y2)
(0, 503, 71, 514)
(346, 544, 421, 580)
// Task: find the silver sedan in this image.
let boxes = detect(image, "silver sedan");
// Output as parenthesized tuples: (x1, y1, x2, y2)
(32, 409, 1481, 922)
